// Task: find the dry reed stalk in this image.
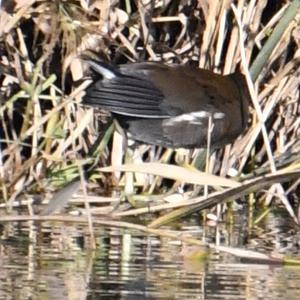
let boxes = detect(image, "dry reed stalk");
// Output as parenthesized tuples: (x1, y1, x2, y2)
(0, 0, 299, 223)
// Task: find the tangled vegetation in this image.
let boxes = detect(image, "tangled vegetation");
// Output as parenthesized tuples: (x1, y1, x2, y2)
(0, 0, 299, 227)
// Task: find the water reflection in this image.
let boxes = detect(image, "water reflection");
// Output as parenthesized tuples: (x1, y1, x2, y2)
(0, 209, 300, 299)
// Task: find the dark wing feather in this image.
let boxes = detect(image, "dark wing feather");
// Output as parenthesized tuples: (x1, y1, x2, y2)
(83, 69, 170, 118)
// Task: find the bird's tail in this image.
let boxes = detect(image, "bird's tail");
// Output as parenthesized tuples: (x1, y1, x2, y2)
(81, 55, 120, 80)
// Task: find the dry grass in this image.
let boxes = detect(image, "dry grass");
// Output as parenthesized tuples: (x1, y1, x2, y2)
(0, 0, 299, 225)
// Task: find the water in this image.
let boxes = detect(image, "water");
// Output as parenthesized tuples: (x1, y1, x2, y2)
(0, 209, 300, 300)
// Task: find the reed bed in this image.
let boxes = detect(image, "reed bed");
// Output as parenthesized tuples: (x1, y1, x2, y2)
(0, 0, 299, 228)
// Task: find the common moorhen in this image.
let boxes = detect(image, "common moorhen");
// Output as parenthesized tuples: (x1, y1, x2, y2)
(82, 59, 251, 149)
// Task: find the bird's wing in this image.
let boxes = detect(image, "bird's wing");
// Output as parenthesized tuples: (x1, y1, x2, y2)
(83, 61, 175, 118)
(162, 111, 231, 148)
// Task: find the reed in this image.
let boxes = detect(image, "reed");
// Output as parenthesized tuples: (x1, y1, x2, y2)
(0, 0, 299, 226)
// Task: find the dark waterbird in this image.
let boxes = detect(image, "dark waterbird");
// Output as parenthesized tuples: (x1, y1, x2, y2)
(41, 61, 251, 215)
(82, 59, 251, 149)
